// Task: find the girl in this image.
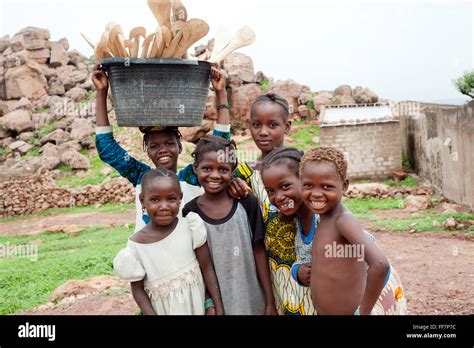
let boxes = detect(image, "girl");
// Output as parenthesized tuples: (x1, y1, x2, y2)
(113, 168, 224, 315)
(300, 147, 407, 315)
(182, 136, 277, 315)
(260, 147, 318, 315)
(92, 64, 230, 233)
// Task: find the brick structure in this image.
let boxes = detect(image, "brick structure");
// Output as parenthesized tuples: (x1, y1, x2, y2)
(319, 104, 402, 180)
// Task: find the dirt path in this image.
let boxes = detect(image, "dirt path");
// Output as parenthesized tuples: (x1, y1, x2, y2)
(0, 210, 135, 237)
(7, 210, 474, 315)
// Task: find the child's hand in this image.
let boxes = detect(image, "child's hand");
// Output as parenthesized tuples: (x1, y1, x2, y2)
(228, 178, 251, 199)
(205, 306, 216, 315)
(297, 263, 311, 286)
(92, 64, 109, 93)
(265, 304, 278, 315)
(210, 64, 226, 93)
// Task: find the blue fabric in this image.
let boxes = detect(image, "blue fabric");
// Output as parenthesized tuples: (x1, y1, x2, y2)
(290, 263, 305, 286)
(297, 214, 317, 244)
(384, 265, 391, 287)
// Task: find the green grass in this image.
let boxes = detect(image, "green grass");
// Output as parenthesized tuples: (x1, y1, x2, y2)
(39, 122, 55, 135)
(0, 203, 134, 223)
(23, 146, 41, 158)
(331, 96, 341, 106)
(288, 125, 320, 151)
(0, 224, 133, 314)
(307, 100, 315, 110)
(57, 154, 120, 188)
(259, 79, 270, 92)
(36, 107, 50, 113)
(345, 198, 404, 220)
(0, 147, 11, 155)
(384, 176, 418, 187)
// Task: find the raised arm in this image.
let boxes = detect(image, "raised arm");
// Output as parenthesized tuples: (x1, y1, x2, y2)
(210, 65, 230, 140)
(336, 213, 390, 315)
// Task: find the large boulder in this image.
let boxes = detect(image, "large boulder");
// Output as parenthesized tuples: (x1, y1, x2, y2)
(56, 67, 87, 91)
(353, 87, 378, 104)
(60, 149, 91, 170)
(9, 35, 25, 52)
(70, 118, 94, 147)
(223, 52, 256, 84)
(230, 83, 262, 123)
(4, 61, 48, 99)
(68, 49, 88, 67)
(268, 80, 309, 112)
(4, 50, 28, 68)
(40, 129, 71, 145)
(49, 41, 69, 68)
(65, 87, 87, 102)
(28, 48, 50, 64)
(18, 27, 50, 50)
(58, 38, 69, 51)
(312, 91, 333, 111)
(179, 119, 214, 143)
(0, 35, 10, 52)
(334, 84, 352, 97)
(8, 140, 34, 155)
(404, 195, 432, 212)
(0, 109, 33, 133)
(47, 76, 66, 95)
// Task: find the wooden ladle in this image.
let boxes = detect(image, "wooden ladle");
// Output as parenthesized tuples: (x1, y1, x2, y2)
(147, 0, 172, 30)
(80, 32, 96, 50)
(209, 26, 232, 62)
(208, 26, 255, 64)
(129, 26, 146, 58)
(172, 18, 209, 59)
(172, 0, 187, 22)
(94, 31, 113, 62)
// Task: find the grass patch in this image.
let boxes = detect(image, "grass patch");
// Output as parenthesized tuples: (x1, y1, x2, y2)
(0, 147, 11, 155)
(345, 198, 404, 220)
(331, 96, 341, 106)
(259, 79, 270, 92)
(57, 154, 120, 188)
(384, 176, 418, 187)
(0, 224, 133, 314)
(307, 100, 315, 110)
(288, 125, 320, 151)
(39, 122, 55, 135)
(36, 107, 50, 113)
(23, 146, 41, 158)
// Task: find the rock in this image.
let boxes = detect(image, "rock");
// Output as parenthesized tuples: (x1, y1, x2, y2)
(0, 109, 33, 133)
(312, 91, 333, 107)
(57, 140, 82, 153)
(60, 149, 90, 169)
(203, 91, 217, 121)
(297, 105, 310, 118)
(298, 93, 310, 105)
(4, 61, 48, 99)
(309, 109, 318, 118)
(0, 137, 14, 148)
(255, 71, 270, 84)
(32, 112, 55, 130)
(100, 167, 113, 176)
(57, 68, 87, 91)
(68, 49, 87, 67)
(223, 52, 256, 83)
(49, 41, 69, 67)
(8, 140, 34, 154)
(47, 76, 65, 96)
(49, 276, 125, 302)
(441, 203, 465, 214)
(268, 79, 306, 111)
(442, 217, 458, 230)
(65, 87, 87, 102)
(230, 83, 262, 123)
(70, 118, 94, 146)
(393, 170, 409, 181)
(41, 142, 60, 157)
(5, 50, 29, 68)
(18, 132, 35, 142)
(40, 129, 71, 145)
(39, 155, 61, 170)
(179, 119, 213, 143)
(334, 84, 352, 97)
(40, 65, 57, 79)
(9, 35, 25, 52)
(354, 87, 378, 104)
(339, 95, 355, 105)
(19, 27, 50, 50)
(0, 35, 9, 52)
(58, 37, 69, 51)
(312, 136, 320, 144)
(13, 97, 33, 111)
(348, 183, 390, 195)
(394, 192, 404, 199)
(404, 195, 432, 212)
(27, 48, 50, 64)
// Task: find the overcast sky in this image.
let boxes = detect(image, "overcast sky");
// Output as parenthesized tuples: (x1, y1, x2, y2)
(1, 0, 473, 103)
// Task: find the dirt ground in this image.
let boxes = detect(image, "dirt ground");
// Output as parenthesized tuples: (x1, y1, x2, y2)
(3, 208, 473, 315)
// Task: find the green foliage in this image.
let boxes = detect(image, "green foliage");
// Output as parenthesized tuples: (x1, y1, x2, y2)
(402, 151, 411, 169)
(23, 146, 41, 158)
(0, 147, 11, 155)
(259, 79, 270, 92)
(36, 107, 51, 113)
(453, 70, 474, 99)
(384, 176, 418, 187)
(306, 100, 315, 110)
(344, 198, 404, 220)
(331, 96, 341, 106)
(40, 122, 55, 135)
(288, 125, 320, 151)
(0, 224, 133, 314)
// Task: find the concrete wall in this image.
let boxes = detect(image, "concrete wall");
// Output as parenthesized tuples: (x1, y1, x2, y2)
(320, 121, 402, 180)
(399, 101, 474, 209)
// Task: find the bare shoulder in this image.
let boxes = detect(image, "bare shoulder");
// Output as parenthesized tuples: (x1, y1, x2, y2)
(334, 208, 363, 238)
(129, 229, 147, 243)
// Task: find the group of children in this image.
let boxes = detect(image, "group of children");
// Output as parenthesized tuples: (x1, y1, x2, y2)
(92, 64, 407, 315)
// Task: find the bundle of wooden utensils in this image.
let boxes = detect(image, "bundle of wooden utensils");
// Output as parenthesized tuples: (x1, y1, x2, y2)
(81, 0, 256, 64)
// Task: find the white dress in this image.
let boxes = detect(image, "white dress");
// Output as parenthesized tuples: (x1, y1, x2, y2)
(113, 212, 207, 315)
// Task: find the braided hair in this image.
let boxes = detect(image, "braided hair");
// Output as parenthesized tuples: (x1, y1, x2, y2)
(251, 93, 290, 121)
(141, 167, 182, 196)
(192, 136, 238, 170)
(300, 147, 347, 180)
(261, 146, 304, 176)
(142, 128, 183, 152)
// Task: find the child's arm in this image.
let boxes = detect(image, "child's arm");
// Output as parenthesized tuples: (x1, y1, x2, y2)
(195, 243, 225, 315)
(131, 280, 156, 315)
(253, 241, 278, 315)
(210, 65, 230, 140)
(336, 213, 390, 315)
(92, 65, 150, 186)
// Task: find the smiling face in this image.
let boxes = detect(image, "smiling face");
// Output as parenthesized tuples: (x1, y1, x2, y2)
(145, 132, 182, 172)
(194, 151, 233, 195)
(301, 160, 349, 216)
(262, 163, 304, 217)
(250, 103, 290, 157)
(140, 176, 182, 227)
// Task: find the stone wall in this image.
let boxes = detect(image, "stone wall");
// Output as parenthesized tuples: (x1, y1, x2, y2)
(320, 121, 402, 180)
(399, 101, 474, 209)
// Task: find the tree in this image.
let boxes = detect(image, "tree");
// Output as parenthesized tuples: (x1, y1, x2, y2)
(454, 71, 474, 99)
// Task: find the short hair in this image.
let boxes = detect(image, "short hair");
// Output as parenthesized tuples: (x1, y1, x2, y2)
(251, 92, 290, 121)
(300, 147, 347, 180)
(192, 136, 238, 170)
(142, 128, 183, 152)
(141, 168, 182, 195)
(261, 146, 303, 176)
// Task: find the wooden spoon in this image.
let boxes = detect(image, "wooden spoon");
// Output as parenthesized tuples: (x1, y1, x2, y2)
(109, 24, 129, 57)
(80, 32, 96, 50)
(209, 26, 255, 64)
(147, 0, 172, 30)
(162, 30, 183, 58)
(172, 18, 209, 59)
(209, 26, 232, 62)
(94, 31, 113, 62)
(140, 33, 155, 58)
(129, 26, 146, 58)
(172, 0, 187, 22)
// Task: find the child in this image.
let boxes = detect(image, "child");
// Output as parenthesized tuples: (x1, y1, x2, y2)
(230, 93, 291, 207)
(300, 147, 407, 315)
(182, 136, 277, 315)
(260, 147, 318, 315)
(113, 168, 224, 315)
(92, 64, 231, 232)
